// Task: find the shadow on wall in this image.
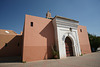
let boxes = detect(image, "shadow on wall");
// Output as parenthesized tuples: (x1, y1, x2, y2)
(0, 35, 23, 63)
(40, 21, 55, 59)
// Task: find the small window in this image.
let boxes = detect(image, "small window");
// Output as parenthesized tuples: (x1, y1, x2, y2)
(80, 29, 82, 32)
(18, 43, 19, 47)
(5, 43, 7, 47)
(31, 22, 33, 27)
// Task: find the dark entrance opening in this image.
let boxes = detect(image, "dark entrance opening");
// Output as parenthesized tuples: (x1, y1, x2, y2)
(65, 37, 73, 57)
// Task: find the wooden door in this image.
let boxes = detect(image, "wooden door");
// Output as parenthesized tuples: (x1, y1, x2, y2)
(65, 37, 73, 57)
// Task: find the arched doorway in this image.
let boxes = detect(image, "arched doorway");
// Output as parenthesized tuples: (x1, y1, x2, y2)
(65, 37, 73, 57)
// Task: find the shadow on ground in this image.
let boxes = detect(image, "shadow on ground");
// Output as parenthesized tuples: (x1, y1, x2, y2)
(0, 56, 22, 63)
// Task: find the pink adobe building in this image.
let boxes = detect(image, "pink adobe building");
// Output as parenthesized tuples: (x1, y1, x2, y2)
(0, 11, 91, 62)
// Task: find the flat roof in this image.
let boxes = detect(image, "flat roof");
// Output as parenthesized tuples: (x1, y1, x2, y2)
(0, 29, 17, 35)
(54, 16, 79, 23)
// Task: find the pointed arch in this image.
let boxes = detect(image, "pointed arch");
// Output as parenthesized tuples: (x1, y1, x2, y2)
(62, 33, 76, 56)
(65, 37, 73, 56)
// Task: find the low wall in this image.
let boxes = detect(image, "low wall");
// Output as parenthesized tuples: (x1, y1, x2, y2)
(0, 34, 23, 57)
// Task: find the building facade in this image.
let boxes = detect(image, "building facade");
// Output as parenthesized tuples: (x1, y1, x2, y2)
(0, 29, 23, 57)
(0, 11, 91, 62)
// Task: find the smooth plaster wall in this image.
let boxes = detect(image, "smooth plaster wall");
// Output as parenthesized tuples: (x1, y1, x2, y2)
(22, 15, 55, 62)
(77, 25, 91, 54)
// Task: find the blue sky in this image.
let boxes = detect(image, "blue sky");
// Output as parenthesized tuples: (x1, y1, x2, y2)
(0, 0, 100, 36)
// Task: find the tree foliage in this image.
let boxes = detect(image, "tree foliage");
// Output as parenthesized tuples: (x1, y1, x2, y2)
(88, 33, 100, 52)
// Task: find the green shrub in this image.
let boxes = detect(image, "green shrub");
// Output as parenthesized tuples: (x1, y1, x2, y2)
(51, 45, 59, 59)
(22, 61, 26, 63)
(80, 54, 83, 56)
